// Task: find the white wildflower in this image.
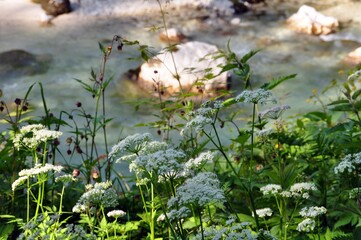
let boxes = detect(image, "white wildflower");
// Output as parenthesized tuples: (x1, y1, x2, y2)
(258, 105, 291, 119)
(185, 151, 215, 171)
(235, 89, 277, 105)
(280, 191, 292, 198)
(55, 174, 76, 183)
(260, 184, 282, 195)
(168, 172, 225, 211)
(107, 210, 126, 218)
(213, 100, 224, 109)
(109, 133, 152, 160)
(157, 214, 166, 222)
(349, 187, 361, 199)
(72, 181, 118, 213)
(18, 163, 63, 177)
(255, 208, 273, 218)
(129, 147, 186, 181)
(299, 206, 327, 218)
(13, 124, 62, 150)
(334, 152, 361, 174)
(297, 218, 316, 232)
(290, 182, 317, 199)
(12, 176, 29, 191)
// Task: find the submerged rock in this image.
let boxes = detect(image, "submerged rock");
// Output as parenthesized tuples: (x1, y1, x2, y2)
(137, 41, 229, 96)
(343, 47, 361, 66)
(41, 0, 71, 17)
(287, 5, 339, 35)
(0, 50, 52, 79)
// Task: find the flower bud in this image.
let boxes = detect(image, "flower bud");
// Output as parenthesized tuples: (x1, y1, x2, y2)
(72, 169, 80, 177)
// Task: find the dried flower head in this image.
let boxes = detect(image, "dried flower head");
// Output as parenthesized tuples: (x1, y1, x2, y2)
(258, 105, 291, 120)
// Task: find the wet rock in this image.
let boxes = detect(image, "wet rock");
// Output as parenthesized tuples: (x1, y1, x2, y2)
(343, 47, 361, 66)
(0, 50, 52, 79)
(159, 28, 187, 44)
(287, 5, 339, 35)
(137, 41, 229, 96)
(41, 0, 71, 17)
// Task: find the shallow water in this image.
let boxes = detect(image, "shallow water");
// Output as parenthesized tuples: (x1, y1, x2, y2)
(1, 1, 361, 150)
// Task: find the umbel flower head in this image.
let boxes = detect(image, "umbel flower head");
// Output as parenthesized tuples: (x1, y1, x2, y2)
(129, 146, 186, 181)
(181, 101, 217, 135)
(12, 163, 64, 191)
(235, 89, 277, 105)
(167, 172, 225, 220)
(13, 124, 62, 150)
(261, 182, 317, 199)
(334, 152, 361, 174)
(72, 181, 118, 213)
(109, 133, 153, 161)
(258, 105, 291, 120)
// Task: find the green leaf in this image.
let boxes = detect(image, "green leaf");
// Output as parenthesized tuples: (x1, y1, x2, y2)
(240, 49, 260, 63)
(98, 42, 106, 54)
(352, 89, 361, 100)
(327, 99, 349, 106)
(261, 74, 296, 90)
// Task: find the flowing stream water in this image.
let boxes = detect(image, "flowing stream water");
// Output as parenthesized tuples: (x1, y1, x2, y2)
(1, 0, 361, 162)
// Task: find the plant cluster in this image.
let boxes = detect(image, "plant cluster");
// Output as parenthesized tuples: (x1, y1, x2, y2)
(1, 2, 361, 239)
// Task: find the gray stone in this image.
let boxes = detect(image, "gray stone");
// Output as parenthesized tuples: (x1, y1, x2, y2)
(41, 0, 71, 17)
(0, 50, 52, 79)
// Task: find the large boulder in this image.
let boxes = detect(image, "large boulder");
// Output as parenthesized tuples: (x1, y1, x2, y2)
(137, 41, 229, 96)
(287, 5, 339, 35)
(0, 50, 52, 79)
(41, 0, 71, 17)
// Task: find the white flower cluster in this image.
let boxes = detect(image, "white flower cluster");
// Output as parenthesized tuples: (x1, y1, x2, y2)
(167, 172, 225, 220)
(299, 206, 327, 218)
(296, 218, 315, 232)
(185, 151, 215, 173)
(235, 89, 277, 105)
(12, 164, 64, 191)
(349, 187, 361, 199)
(55, 174, 77, 184)
(13, 124, 62, 150)
(107, 210, 126, 218)
(129, 147, 186, 181)
(261, 182, 317, 199)
(109, 133, 153, 161)
(260, 184, 282, 195)
(193, 220, 269, 240)
(258, 105, 291, 120)
(334, 152, 361, 174)
(290, 182, 317, 199)
(72, 181, 118, 213)
(255, 208, 273, 218)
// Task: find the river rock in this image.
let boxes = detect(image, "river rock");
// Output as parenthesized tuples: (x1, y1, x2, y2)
(137, 41, 229, 96)
(343, 47, 361, 66)
(41, 0, 71, 17)
(159, 28, 186, 44)
(287, 5, 339, 35)
(0, 50, 52, 79)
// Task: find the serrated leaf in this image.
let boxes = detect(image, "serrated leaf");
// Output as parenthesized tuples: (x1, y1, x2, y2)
(261, 74, 296, 90)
